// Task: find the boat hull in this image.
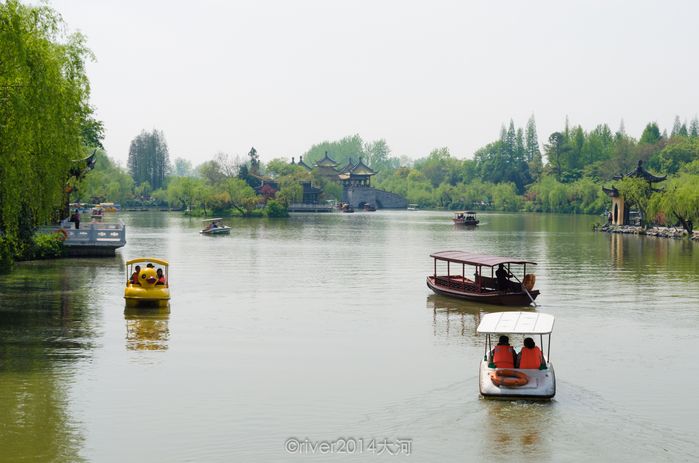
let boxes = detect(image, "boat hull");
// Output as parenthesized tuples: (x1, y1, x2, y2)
(426, 276, 539, 306)
(124, 286, 170, 308)
(479, 361, 555, 400)
(200, 227, 231, 235)
(453, 219, 479, 226)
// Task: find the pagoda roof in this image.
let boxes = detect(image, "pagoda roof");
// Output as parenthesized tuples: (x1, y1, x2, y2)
(602, 186, 620, 197)
(315, 151, 339, 167)
(296, 156, 312, 171)
(338, 157, 356, 174)
(349, 158, 376, 176)
(315, 165, 339, 176)
(613, 160, 666, 183)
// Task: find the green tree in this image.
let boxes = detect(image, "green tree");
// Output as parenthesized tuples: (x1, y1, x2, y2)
(127, 129, 170, 189)
(639, 122, 662, 145)
(655, 138, 699, 174)
(617, 177, 655, 227)
(648, 174, 699, 233)
(0, 0, 101, 267)
(173, 158, 193, 177)
(77, 150, 134, 204)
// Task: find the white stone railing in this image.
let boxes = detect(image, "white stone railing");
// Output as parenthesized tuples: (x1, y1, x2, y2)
(61, 220, 127, 247)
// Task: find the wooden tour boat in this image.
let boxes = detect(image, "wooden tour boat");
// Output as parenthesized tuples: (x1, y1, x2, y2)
(452, 211, 479, 226)
(426, 251, 539, 306)
(477, 311, 556, 400)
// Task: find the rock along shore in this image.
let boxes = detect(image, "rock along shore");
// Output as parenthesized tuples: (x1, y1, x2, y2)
(595, 223, 699, 241)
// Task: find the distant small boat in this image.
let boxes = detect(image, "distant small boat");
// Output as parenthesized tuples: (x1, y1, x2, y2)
(91, 207, 104, 220)
(99, 202, 120, 212)
(341, 203, 355, 213)
(452, 211, 479, 226)
(200, 218, 231, 235)
(363, 204, 376, 212)
(407, 204, 419, 211)
(426, 251, 539, 306)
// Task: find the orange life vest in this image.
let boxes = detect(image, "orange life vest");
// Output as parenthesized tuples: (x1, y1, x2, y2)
(492, 345, 516, 368)
(519, 346, 543, 369)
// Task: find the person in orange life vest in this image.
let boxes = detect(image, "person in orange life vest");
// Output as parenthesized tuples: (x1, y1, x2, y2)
(156, 268, 167, 285)
(130, 265, 142, 285)
(518, 337, 545, 369)
(490, 335, 517, 368)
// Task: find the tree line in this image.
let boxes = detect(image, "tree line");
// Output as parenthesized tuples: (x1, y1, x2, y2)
(79, 113, 699, 234)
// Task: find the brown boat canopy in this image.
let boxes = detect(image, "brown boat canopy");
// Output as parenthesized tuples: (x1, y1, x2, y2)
(430, 251, 537, 267)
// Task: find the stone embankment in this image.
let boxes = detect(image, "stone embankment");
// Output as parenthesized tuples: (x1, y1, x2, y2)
(595, 223, 699, 240)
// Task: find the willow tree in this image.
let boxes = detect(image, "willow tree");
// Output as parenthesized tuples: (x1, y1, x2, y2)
(0, 0, 100, 266)
(648, 174, 699, 233)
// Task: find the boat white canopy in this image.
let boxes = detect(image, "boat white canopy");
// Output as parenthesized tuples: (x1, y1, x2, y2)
(477, 312, 554, 334)
(202, 218, 223, 222)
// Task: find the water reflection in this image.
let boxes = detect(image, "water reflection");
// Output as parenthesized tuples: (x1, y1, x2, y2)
(480, 401, 552, 459)
(0, 258, 112, 463)
(427, 294, 534, 342)
(124, 306, 170, 351)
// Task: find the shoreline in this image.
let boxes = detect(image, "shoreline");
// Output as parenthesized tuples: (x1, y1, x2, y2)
(595, 223, 699, 241)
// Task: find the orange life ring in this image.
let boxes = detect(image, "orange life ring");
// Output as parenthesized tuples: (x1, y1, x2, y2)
(55, 229, 68, 241)
(490, 369, 529, 387)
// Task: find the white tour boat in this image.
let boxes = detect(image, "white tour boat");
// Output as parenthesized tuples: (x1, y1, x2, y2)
(477, 311, 556, 400)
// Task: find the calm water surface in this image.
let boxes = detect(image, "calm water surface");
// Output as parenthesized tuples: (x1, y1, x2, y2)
(1, 211, 698, 462)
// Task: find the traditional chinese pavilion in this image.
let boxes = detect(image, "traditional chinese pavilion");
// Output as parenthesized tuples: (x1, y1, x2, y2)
(602, 160, 666, 225)
(290, 156, 312, 171)
(338, 157, 376, 187)
(313, 151, 340, 178)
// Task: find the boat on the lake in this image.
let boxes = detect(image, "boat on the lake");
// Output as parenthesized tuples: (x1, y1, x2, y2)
(91, 207, 104, 220)
(452, 211, 479, 226)
(124, 257, 170, 308)
(341, 203, 355, 213)
(99, 202, 120, 212)
(407, 203, 419, 211)
(477, 311, 556, 400)
(426, 251, 539, 306)
(200, 218, 231, 235)
(363, 204, 377, 212)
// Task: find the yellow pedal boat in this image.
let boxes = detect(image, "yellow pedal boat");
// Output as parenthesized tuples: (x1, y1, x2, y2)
(124, 257, 170, 307)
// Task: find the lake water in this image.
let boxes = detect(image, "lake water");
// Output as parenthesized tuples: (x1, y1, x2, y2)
(1, 211, 698, 462)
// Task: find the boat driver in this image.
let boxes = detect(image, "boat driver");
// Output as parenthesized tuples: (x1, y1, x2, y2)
(490, 335, 517, 368)
(496, 264, 511, 291)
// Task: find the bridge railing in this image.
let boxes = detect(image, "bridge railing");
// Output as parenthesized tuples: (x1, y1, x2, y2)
(61, 220, 126, 247)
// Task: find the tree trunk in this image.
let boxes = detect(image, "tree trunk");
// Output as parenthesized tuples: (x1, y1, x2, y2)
(674, 211, 693, 234)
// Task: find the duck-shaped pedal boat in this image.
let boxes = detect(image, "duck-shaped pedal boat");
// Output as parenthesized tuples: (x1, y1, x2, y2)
(124, 257, 170, 308)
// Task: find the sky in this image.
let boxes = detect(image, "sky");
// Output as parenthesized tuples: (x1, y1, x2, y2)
(48, 0, 699, 167)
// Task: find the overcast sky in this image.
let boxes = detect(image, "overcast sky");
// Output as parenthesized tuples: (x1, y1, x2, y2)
(49, 0, 699, 166)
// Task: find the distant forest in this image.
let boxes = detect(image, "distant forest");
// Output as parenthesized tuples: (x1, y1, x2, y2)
(80, 115, 699, 229)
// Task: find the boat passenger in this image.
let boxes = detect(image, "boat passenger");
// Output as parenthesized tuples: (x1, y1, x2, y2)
(146, 263, 155, 269)
(491, 335, 517, 368)
(518, 337, 546, 369)
(496, 264, 511, 291)
(156, 268, 167, 285)
(130, 265, 142, 286)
